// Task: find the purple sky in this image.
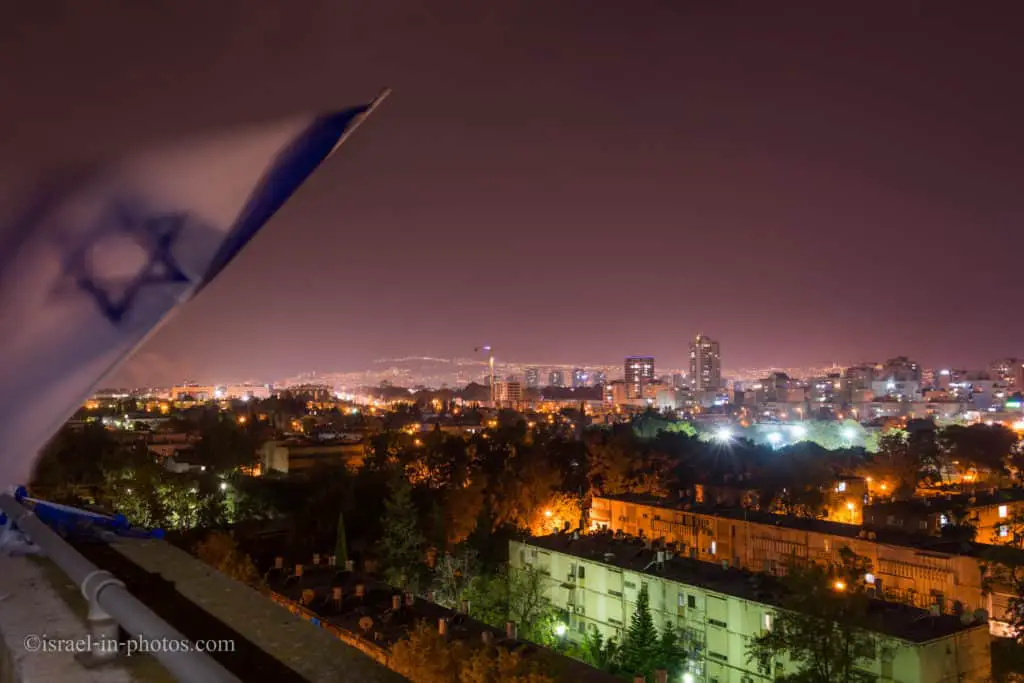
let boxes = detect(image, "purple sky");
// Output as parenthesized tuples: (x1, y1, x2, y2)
(3, 1, 1023, 384)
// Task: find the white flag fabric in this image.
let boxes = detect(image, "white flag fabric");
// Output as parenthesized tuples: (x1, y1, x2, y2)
(0, 103, 376, 490)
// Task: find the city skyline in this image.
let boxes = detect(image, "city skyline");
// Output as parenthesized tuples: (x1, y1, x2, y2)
(12, 3, 1019, 387)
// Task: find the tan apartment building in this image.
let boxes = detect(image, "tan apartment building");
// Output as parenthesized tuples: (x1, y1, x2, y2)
(590, 494, 1017, 637)
(864, 488, 1024, 544)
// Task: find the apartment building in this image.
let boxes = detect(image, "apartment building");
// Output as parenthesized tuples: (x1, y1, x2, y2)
(510, 535, 991, 683)
(864, 488, 1024, 544)
(590, 494, 1017, 637)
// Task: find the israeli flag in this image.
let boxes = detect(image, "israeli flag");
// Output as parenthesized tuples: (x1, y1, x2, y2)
(0, 92, 388, 490)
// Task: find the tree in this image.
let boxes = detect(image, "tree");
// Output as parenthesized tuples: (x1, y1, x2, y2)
(334, 510, 349, 568)
(575, 631, 619, 672)
(747, 548, 877, 683)
(464, 565, 554, 642)
(864, 433, 920, 497)
(432, 547, 479, 609)
(194, 531, 261, 585)
(379, 476, 426, 591)
(938, 424, 1019, 476)
(619, 584, 660, 680)
(390, 620, 468, 683)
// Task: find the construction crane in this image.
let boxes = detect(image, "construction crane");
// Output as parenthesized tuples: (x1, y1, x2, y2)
(474, 345, 496, 405)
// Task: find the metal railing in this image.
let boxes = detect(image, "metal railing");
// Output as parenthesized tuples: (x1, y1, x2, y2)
(0, 492, 240, 683)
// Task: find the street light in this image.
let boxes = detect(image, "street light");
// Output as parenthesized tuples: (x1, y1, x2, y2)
(713, 427, 732, 442)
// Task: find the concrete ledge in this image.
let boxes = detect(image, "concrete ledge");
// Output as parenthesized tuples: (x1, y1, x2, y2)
(94, 538, 404, 683)
(0, 555, 135, 683)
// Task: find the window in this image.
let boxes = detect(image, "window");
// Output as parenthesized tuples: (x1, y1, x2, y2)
(838, 482, 847, 492)
(939, 514, 949, 527)
(999, 525, 1009, 538)
(578, 566, 585, 580)
(762, 612, 774, 631)
(999, 505, 1009, 519)
(709, 618, 727, 628)
(710, 540, 717, 555)
(624, 580, 636, 589)
(687, 594, 696, 609)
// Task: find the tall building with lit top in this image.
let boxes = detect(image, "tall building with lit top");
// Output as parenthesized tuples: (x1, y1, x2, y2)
(524, 367, 540, 388)
(548, 370, 565, 388)
(624, 356, 654, 399)
(572, 368, 587, 388)
(689, 334, 721, 391)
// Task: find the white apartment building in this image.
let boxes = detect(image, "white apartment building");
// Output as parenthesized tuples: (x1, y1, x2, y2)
(510, 535, 991, 683)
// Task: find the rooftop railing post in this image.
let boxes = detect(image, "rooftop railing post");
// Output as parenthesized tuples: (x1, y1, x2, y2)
(77, 569, 124, 667)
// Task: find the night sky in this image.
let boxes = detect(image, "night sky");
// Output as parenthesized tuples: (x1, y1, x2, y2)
(3, 1, 1022, 384)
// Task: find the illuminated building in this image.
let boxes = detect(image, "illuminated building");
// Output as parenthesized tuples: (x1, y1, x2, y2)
(572, 368, 587, 388)
(881, 356, 923, 384)
(525, 367, 540, 388)
(624, 356, 654, 399)
(511, 535, 991, 683)
(548, 370, 565, 388)
(689, 334, 721, 391)
(493, 380, 523, 405)
(990, 357, 1021, 388)
(590, 494, 1018, 637)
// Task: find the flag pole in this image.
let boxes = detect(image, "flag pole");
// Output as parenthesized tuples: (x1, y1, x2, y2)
(329, 87, 391, 157)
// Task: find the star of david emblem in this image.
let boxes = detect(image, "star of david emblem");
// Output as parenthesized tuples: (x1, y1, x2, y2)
(62, 202, 192, 324)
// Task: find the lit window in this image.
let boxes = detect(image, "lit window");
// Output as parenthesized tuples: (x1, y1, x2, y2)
(940, 514, 949, 526)
(710, 540, 717, 555)
(762, 613, 773, 631)
(999, 505, 1009, 519)
(999, 525, 1009, 538)
(838, 482, 847, 492)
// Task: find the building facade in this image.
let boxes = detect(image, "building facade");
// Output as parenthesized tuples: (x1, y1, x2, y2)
(589, 495, 1016, 636)
(624, 357, 655, 399)
(690, 335, 722, 391)
(511, 536, 991, 683)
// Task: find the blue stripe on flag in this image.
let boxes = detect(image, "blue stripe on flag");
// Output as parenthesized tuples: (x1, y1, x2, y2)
(201, 106, 368, 287)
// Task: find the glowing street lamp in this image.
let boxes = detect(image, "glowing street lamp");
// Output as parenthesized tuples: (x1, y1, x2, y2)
(833, 580, 847, 592)
(713, 427, 732, 442)
(766, 432, 783, 447)
(841, 426, 856, 440)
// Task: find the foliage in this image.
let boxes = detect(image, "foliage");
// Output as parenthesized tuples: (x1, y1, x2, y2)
(527, 491, 582, 536)
(193, 531, 261, 585)
(863, 432, 921, 497)
(574, 631, 619, 672)
(619, 583, 661, 678)
(464, 565, 554, 643)
(431, 547, 479, 609)
(938, 424, 1019, 475)
(746, 548, 877, 683)
(380, 475, 426, 591)
(390, 620, 469, 683)
(390, 621, 554, 683)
